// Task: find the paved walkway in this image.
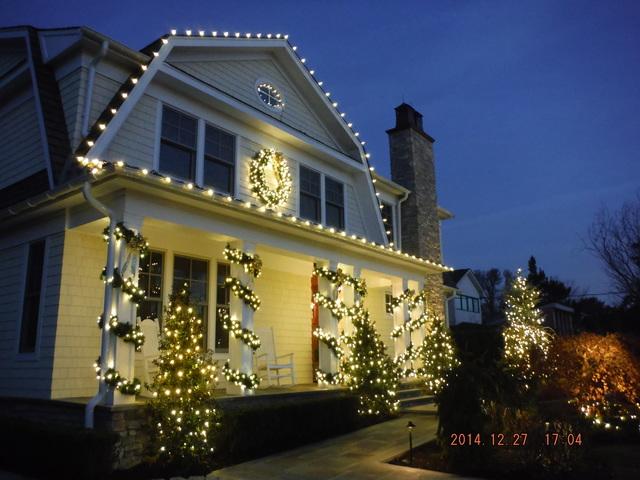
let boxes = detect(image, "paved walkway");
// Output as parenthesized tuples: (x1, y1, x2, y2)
(209, 414, 476, 480)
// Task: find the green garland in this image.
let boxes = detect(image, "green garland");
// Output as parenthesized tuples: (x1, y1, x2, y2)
(97, 314, 145, 351)
(223, 244, 263, 278)
(387, 288, 415, 312)
(312, 292, 348, 319)
(222, 361, 260, 390)
(313, 327, 344, 358)
(102, 221, 150, 259)
(250, 149, 292, 209)
(226, 277, 261, 311)
(93, 357, 141, 395)
(315, 369, 344, 386)
(390, 312, 429, 339)
(313, 265, 367, 297)
(218, 307, 261, 351)
(100, 268, 146, 304)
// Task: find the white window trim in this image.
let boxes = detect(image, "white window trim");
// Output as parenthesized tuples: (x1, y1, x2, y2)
(254, 78, 285, 112)
(298, 163, 348, 231)
(324, 174, 346, 231)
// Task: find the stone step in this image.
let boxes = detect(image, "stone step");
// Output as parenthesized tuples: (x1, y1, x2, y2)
(396, 388, 424, 400)
(399, 394, 435, 408)
(402, 403, 438, 415)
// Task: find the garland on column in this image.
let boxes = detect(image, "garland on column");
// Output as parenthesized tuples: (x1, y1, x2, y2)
(223, 245, 262, 390)
(312, 292, 348, 319)
(93, 222, 148, 396)
(389, 289, 431, 378)
(97, 314, 145, 351)
(387, 288, 415, 312)
(390, 311, 429, 339)
(312, 265, 367, 297)
(313, 327, 344, 358)
(218, 307, 261, 351)
(222, 361, 260, 391)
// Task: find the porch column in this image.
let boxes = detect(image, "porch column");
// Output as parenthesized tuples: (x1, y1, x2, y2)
(105, 214, 143, 406)
(227, 240, 256, 395)
(339, 264, 361, 337)
(412, 279, 426, 355)
(392, 278, 410, 372)
(318, 259, 339, 376)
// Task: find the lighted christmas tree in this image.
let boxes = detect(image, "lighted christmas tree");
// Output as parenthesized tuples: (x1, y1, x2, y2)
(419, 315, 460, 395)
(502, 271, 552, 384)
(148, 286, 220, 464)
(342, 305, 399, 415)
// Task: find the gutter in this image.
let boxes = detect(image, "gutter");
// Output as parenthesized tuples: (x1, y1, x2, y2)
(81, 40, 109, 137)
(82, 181, 116, 429)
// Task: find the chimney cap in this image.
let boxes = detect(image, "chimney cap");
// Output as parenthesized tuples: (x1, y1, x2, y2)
(387, 103, 434, 142)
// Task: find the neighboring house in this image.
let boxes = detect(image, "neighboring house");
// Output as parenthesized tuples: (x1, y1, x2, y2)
(0, 25, 455, 415)
(443, 269, 486, 326)
(540, 303, 574, 335)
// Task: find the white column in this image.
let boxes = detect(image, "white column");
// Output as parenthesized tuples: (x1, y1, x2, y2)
(392, 278, 410, 363)
(227, 240, 256, 395)
(106, 214, 143, 406)
(318, 259, 339, 376)
(411, 279, 426, 355)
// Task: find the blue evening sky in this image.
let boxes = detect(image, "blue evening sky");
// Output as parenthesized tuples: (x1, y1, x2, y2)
(2, 0, 639, 302)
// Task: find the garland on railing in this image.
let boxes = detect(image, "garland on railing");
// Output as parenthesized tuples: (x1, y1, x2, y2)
(223, 244, 263, 278)
(225, 277, 261, 311)
(97, 314, 145, 351)
(313, 327, 344, 358)
(102, 221, 150, 259)
(100, 268, 146, 304)
(93, 357, 141, 395)
(222, 361, 260, 391)
(218, 308, 261, 351)
(312, 265, 367, 297)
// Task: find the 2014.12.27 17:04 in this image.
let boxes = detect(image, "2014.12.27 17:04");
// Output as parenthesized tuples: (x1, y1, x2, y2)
(449, 432, 583, 446)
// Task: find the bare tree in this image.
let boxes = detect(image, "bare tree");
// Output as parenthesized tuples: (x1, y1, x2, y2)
(474, 268, 502, 322)
(587, 193, 640, 306)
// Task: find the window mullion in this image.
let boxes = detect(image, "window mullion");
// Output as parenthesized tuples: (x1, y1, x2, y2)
(196, 118, 205, 185)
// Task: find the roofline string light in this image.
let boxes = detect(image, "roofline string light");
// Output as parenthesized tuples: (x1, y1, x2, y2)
(72, 29, 453, 272)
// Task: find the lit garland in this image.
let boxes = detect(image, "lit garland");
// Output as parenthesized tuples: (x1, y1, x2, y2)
(102, 221, 150, 259)
(226, 277, 261, 311)
(418, 316, 459, 395)
(147, 288, 220, 462)
(312, 292, 348, 319)
(387, 288, 415, 312)
(93, 357, 141, 395)
(100, 268, 146, 304)
(222, 361, 261, 391)
(315, 369, 345, 386)
(390, 311, 429, 339)
(502, 271, 552, 384)
(97, 314, 145, 351)
(218, 307, 261, 351)
(313, 327, 344, 358)
(223, 244, 263, 278)
(312, 265, 367, 297)
(249, 148, 292, 209)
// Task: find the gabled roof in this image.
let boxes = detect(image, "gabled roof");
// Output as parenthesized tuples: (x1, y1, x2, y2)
(443, 268, 486, 297)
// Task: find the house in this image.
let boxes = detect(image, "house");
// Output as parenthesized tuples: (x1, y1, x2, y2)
(442, 268, 485, 326)
(0, 25, 453, 462)
(540, 303, 574, 335)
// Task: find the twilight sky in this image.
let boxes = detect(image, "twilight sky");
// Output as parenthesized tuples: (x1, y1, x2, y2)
(2, 0, 639, 302)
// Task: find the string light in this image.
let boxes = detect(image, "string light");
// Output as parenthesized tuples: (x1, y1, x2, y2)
(249, 148, 292, 209)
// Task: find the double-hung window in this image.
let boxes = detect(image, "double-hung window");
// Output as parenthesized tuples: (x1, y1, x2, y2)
(173, 255, 209, 344)
(214, 263, 231, 352)
(138, 251, 164, 324)
(325, 177, 345, 230)
(299, 166, 321, 222)
(204, 124, 235, 195)
(159, 106, 197, 181)
(19, 240, 46, 353)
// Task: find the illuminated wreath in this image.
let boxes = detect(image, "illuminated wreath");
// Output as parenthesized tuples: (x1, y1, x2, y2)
(250, 148, 292, 209)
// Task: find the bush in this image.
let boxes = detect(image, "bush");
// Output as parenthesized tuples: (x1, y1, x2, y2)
(0, 415, 118, 479)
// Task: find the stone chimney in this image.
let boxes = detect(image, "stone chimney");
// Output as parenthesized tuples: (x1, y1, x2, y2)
(387, 103, 443, 314)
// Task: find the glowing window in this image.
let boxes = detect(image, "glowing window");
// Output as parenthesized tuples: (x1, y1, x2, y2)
(256, 82, 284, 110)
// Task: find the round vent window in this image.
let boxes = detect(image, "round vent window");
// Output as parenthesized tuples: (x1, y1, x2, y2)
(256, 82, 284, 111)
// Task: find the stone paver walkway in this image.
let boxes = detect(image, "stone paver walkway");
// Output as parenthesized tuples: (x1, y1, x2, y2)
(209, 414, 476, 480)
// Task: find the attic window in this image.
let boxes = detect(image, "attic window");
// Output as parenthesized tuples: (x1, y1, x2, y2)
(256, 82, 284, 111)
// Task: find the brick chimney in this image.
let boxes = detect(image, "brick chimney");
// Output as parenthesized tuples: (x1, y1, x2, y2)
(387, 103, 441, 263)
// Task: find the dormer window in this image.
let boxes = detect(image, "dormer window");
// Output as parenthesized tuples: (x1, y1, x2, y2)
(256, 82, 284, 111)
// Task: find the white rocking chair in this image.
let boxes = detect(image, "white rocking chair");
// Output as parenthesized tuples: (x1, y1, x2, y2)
(254, 327, 295, 386)
(139, 318, 160, 389)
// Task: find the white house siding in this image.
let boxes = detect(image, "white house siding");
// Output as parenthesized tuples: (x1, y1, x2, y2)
(50, 230, 103, 398)
(346, 183, 367, 238)
(0, 93, 46, 190)
(57, 66, 86, 150)
(367, 287, 395, 355)
(103, 93, 157, 167)
(450, 274, 482, 325)
(168, 57, 342, 152)
(254, 267, 313, 384)
(0, 233, 64, 398)
(88, 70, 126, 128)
